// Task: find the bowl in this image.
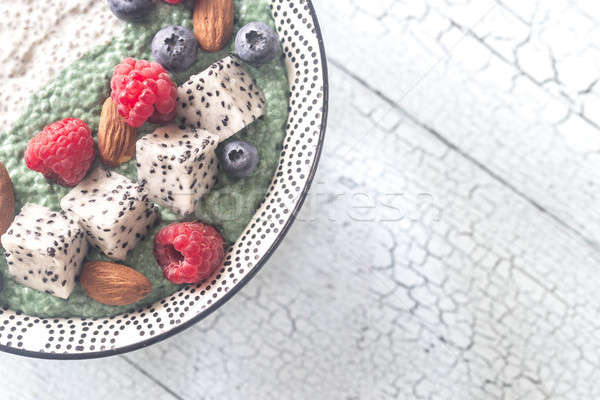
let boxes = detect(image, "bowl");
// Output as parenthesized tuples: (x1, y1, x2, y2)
(0, 0, 328, 359)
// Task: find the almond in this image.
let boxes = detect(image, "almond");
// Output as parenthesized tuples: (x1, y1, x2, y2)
(80, 261, 152, 306)
(0, 162, 14, 244)
(193, 0, 234, 52)
(98, 97, 137, 167)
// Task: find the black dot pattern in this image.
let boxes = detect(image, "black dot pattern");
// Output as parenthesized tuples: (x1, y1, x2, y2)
(0, 0, 326, 357)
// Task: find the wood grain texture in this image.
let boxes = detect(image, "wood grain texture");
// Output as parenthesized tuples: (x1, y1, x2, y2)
(0, 354, 177, 400)
(123, 62, 600, 399)
(2, 0, 600, 399)
(318, 0, 600, 245)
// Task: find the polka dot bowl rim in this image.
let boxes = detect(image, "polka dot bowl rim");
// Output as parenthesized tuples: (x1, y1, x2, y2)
(0, 0, 328, 359)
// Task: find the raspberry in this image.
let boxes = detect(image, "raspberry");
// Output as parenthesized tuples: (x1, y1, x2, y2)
(163, 0, 184, 3)
(154, 222, 225, 284)
(149, 107, 176, 124)
(25, 118, 96, 187)
(110, 58, 177, 128)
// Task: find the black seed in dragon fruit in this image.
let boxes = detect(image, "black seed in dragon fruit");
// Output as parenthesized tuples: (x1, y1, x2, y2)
(136, 124, 219, 216)
(0, 203, 88, 299)
(176, 55, 267, 142)
(60, 168, 159, 261)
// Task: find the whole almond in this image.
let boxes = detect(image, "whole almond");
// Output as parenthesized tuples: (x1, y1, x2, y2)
(98, 97, 137, 167)
(193, 0, 234, 52)
(80, 261, 152, 306)
(0, 162, 14, 244)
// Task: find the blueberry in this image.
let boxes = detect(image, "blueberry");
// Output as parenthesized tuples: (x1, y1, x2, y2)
(234, 22, 279, 66)
(107, 0, 155, 22)
(218, 140, 259, 178)
(152, 25, 199, 73)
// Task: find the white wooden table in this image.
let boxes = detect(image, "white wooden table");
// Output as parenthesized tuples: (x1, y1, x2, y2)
(3, 0, 600, 398)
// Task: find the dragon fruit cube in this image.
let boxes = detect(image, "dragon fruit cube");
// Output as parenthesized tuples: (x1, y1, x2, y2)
(60, 168, 159, 261)
(1, 203, 88, 299)
(176, 55, 267, 142)
(136, 124, 219, 216)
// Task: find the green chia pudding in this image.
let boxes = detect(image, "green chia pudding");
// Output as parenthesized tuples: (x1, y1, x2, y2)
(0, 0, 288, 317)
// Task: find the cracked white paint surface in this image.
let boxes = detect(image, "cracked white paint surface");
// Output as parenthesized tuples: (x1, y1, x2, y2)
(1, 0, 600, 399)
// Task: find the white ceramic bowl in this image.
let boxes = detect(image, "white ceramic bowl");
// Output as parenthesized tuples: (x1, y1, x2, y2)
(0, 0, 327, 359)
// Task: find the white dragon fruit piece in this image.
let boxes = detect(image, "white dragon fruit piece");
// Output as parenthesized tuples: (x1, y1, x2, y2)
(1, 203, 88, 299)
(176, 55, 267, 142)
(136, 124, 219, 216)
(60, 168, 159, 261)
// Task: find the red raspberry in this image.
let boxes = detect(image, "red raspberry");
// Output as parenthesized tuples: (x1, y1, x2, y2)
(154, 222, 225, 284)
(110, 58, 177, 128)
(163, 0, 184, 3)
(149, 107, 176, 124)
(25, 118, 95, 187)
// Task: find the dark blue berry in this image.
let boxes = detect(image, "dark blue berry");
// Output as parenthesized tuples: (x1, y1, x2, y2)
(107, 0, 154, 22)
(152, 25, 199, 73)
(234, 22, 279, 66)
(218, 140, 259, 178)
